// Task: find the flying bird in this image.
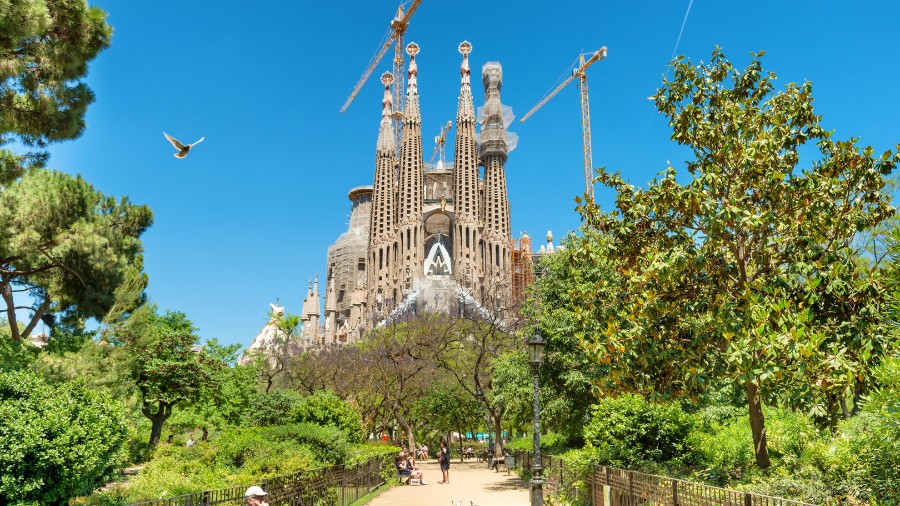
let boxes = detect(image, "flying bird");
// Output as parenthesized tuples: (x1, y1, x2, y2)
(163, 132, 204, 159)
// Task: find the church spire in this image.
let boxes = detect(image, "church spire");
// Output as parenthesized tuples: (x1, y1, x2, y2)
(376, 73, 396, 155)
(397, 42, 425, 295)
(368, 72, 400, 320)
(452, 41, 481, 294)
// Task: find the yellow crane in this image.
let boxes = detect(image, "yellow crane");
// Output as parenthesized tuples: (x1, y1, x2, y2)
(339, 0, 423, 115)
(520, 46, 608, 199)
(429, 121, 453, 165)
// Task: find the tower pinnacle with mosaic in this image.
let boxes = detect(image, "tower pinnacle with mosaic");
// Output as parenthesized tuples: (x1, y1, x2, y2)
(397, 42, 425, 296)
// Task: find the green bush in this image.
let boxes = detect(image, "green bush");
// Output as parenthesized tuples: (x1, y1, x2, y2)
(583, 394, 695, 469)
(0, 370, 128, 505)
(293, 390, 364, 443)
(821, 357, 900, 503)
(248, 389, 303, 427)
(0, 335, 38, 372)
(118, 423, 348, 503)
(689, 414, 754, 484)
(507, 431, 570, 455)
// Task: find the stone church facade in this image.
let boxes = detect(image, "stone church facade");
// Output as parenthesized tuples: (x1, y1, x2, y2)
(298, 41, 521, 346)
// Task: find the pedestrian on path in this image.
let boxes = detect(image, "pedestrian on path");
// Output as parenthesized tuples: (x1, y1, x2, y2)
(438, 440, 450, 484)
(244, 486, 269, 506)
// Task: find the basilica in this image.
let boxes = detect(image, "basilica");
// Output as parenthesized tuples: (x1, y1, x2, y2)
(249, 41, 533, 351)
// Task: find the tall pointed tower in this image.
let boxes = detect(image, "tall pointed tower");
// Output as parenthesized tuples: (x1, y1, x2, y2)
(367, 72, 400, 318)
(480, 62, 514, 299)
(451, 41, 482, 293)
(397, 42, 425, 296)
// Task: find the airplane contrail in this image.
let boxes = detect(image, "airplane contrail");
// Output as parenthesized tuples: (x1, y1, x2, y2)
(670, 0, 695, 61)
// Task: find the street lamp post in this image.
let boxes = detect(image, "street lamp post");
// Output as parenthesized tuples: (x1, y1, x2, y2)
(527, 330, 546, 506)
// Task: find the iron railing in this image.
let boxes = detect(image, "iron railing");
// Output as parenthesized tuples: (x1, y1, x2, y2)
(127, 454, 393, 506)
(513, 451, 819, 506)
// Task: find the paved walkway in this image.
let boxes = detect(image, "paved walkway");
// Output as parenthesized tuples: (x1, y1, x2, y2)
(365, 459, 529, 506)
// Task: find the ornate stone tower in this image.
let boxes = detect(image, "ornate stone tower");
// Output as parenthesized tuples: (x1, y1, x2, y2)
(397, 43, 425, 297)
(451, 41, 482, 293)
(367, 72, 400, 317)
(480, 62, 514, 298)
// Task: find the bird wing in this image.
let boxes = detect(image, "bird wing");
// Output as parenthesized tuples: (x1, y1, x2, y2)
(164, 132, 186, 150)
(190, 137, 205, 147)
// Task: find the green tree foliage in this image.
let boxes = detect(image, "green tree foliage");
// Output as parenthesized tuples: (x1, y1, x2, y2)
(0, 169, 152, 343)
(0, 0, 111, 183)
(582, 394, 695, 469)
(412, 383, 482, 454)
(248, 389, 303, 427)
(481, 351, 530, 430)
(545, 48, 898, 469)
(167, 340, 258, 440)
(0, 370, 128, 505)
(293, 390, 364, 444)
(115, 307, 224, 446)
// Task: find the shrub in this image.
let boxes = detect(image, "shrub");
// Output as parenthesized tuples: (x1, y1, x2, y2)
(689, 413, 754, 484)
(293, 390, 364, 443)
(119, 423, 348, 503)
(0, 370, 128, 504)
(248, 389, 303, 427)
(507, 431, 570, 455)
(583, 394, 695, 469)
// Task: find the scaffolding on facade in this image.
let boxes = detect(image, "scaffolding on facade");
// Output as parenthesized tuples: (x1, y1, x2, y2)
(510, 234, 534, 305)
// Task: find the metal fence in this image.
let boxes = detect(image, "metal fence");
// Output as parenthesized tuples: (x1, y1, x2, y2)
(127, 454, 392, 506)
(513, 451, 819, 506)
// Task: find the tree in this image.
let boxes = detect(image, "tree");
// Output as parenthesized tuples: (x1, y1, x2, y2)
(293, 390, 364, 444)
(555, 49, 897, 468)
(0, 169, 152, 343)
(0, 370, 128, 505)
(167, 339, 257, 441)
(431, 295, 523, 459)
(0, 0, 112, 184)
(118, 306, 223, 446)
(252, 309, 300, 393)
(357, 316, 443, 452)
(412, 383, 481, 461)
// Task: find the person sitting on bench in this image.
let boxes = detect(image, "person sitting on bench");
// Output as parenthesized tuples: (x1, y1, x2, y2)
(404, 452, 426, 484)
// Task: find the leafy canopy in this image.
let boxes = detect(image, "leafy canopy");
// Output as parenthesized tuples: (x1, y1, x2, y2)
(0, 0, 112, 183)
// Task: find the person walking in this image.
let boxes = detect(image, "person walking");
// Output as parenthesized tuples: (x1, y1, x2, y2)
(244, 486, 269, 506)
(438, 440, 450, 484)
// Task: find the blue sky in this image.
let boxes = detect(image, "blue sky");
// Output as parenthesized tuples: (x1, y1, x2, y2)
(40, 1, 900, 348)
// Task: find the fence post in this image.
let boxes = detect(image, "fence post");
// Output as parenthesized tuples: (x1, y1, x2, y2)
(628, 471, 634, 506)
(202, 490, 210, 506)
(672, 480, 678, 506)
(744, 492, 752, 506)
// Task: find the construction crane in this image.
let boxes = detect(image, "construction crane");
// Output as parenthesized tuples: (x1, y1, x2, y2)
(429, 121, 453, 165)
(520, 46, 607, 199)
(339, 0, 423, 115)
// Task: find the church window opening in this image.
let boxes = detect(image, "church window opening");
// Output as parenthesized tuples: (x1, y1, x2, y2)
(407, 229, 411, 250)
(495, 245, 500, 267)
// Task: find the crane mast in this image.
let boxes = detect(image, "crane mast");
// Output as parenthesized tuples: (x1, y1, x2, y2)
(520, 46, 607, 199)
(429, 121, 453, 164)
(339, 0, 423, 115)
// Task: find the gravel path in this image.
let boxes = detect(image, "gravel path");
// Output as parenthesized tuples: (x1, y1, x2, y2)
(365, 459, 530, 506)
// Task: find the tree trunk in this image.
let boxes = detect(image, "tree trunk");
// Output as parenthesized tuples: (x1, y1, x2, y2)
(492, 411, 504, 458)
(143, 400, 173, 447)
(459, 427, 464, 463)
(396, 414, 416, 454)
(1, 280, 21, 342)
(745, 381, 771, 469)
(201, 426, 209, 441)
